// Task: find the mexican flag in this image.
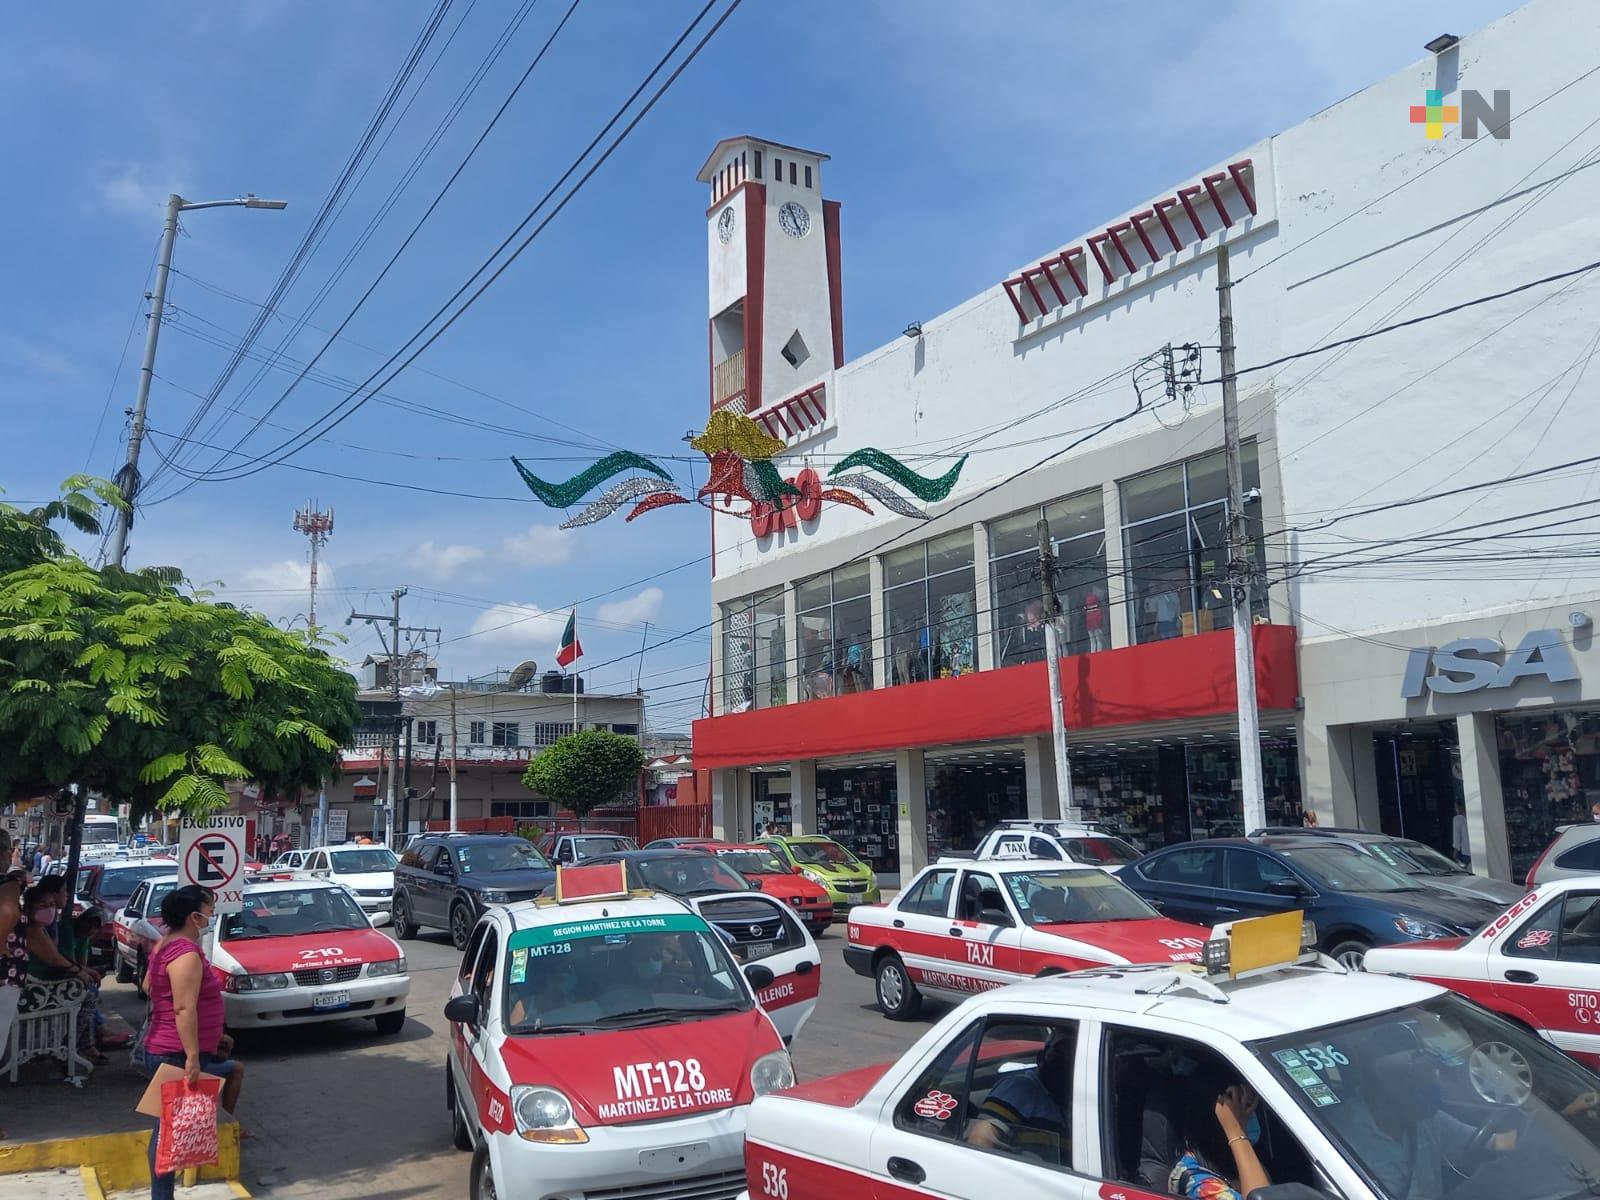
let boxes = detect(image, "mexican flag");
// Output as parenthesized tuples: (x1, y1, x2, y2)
(556, 610, 583, 667)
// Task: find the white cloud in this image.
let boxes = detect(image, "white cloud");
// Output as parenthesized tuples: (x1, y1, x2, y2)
(0, 335, 77, 378)
(99, 161, 190, 217)
(499, 524, 572, 566)
(466, 603, 567, 654)
(597, 587, 664, 627)
(411, 540, 484, 576)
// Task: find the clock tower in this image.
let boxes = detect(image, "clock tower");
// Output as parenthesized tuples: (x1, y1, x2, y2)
(698, 137, 843, 432)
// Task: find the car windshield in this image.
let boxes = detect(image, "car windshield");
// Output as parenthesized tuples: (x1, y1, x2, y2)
(573, 837, 635, 861)
(1062, 836, 1141, 865)
(629, 856, 750, 897)
(456, 840, 548, 873)
(503, 914, 750, 1033)
(329, 849, 397, 873)
(146, 881, 178, 919)
(1277, 845, 1416, 892)
(81, 823, 120, 845)
(786, 839, 856, 866)
(221, 887, 371, 940)
(98, 863, 180, 902)
(1391, 839, 1469, 876)
(1004, 869, 1158, 924)
(712, 849, 789, 875)
(1254, 993, 1600, 1200)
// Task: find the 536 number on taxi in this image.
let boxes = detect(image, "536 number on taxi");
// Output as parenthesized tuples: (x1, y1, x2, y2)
(760, 1163, 788, 1200)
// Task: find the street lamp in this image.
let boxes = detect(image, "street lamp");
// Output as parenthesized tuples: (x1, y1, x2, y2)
(108, 192, 289, 567)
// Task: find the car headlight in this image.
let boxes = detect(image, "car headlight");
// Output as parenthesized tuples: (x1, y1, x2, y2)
(367, 957, 407, 978)
(480, 890, 511, 904)
(1395, 916, 1452, 940)
(232, 972, 291, 992)
(800, 869, 828, 886)
(750, 1050, 795, 1097)
(510, 1085, 587, 1143)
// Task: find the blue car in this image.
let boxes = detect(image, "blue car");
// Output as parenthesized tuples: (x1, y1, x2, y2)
(1121, 835, 1502, 969)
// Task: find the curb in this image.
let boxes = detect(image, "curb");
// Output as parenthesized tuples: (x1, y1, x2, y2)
(0, 1122, 240, 1193)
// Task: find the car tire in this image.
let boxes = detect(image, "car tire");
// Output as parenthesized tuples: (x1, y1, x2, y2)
(450, 902, 474, 952)
(392, 894, 418, 940)
(448, 1068, 475, 1152)
(1329, 939, 1370, 971)
(115, 952, 135, 985)
(469, 1143, 498, 1200)
(875, 954, 922, 1020)
(374, 1008, 407, 1036)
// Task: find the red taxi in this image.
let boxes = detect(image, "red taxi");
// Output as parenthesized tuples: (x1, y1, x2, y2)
(846, 859, 1211, 1018)
(705, 844, 833, 934)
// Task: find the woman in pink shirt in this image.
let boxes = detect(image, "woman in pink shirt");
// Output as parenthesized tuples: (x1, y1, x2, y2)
(143, 885, 244, 1199)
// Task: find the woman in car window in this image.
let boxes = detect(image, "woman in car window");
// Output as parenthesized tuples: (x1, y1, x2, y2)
(1170, 1071, 1270, 1200)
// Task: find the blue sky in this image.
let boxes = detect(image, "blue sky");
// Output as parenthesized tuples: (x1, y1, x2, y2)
(1, 0, 1522, 731)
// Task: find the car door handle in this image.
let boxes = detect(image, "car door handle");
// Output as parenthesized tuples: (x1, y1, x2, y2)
(795, 960, 815, 976)
(892, 919, 905, 928)
(948, 927, 963, 938)
(1215, 906, 1241, 914)
(887, 1157, 925, 1185)
(1505, 969, 1540, 984)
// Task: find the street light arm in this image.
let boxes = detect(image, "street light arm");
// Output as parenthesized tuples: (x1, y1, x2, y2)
(177, 195, 289, 213)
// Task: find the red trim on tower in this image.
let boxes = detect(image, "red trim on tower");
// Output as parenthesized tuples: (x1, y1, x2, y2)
(823, 199, 845, 369)
(1057, 251, 1088, 297)
(1152, 199, 1185, 252)
(1228, 160, 1257, 215)
(1177, 186, 1208, 239)
(1202, 172, 1234, 228)
(693, 625, 1299, 770)
(1128, 210, 1161, 261)
(1001, 279, 1031, 322)
(745, 183, 767, 413)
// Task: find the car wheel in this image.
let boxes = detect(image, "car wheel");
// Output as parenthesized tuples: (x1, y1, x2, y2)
(374, 1009, 406, 1036)
(392, 895, 417, 940)
(875, 954, 922, 1020)
(115, 952, 135, 985)
(469, 1143, 497, 1200)
(450, 903, 474, 952)
(448, 1068, 475, 1152)
(1329, 939, 1370, 971)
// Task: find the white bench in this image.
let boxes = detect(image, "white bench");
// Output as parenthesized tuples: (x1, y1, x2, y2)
(2, 989, 93, 1085)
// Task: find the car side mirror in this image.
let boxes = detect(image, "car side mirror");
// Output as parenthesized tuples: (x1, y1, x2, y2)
(744, 964, 775, 989)
(979, 906, 1014, 928)
(123, 906, 137, 919)
(434, 862, 453, 877)
(750, 877, 763, 891)
(1267, 878, 1309, 897)
(444, 994, 480, 1026)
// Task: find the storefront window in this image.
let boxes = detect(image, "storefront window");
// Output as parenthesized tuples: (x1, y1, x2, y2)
(1496, 709, 1600, 884)
(989, 490, 1108, 665)
(721, 588, 786, 713)
(1372, 722, 1463, 859)
(815, 766, 897, 876)
(1120, 444, 1266, 645)
(798, 563, 872, 699)
(885, 531, 977, 685)
(926, 755, 1026, 859)
(752, 774, 792, 837)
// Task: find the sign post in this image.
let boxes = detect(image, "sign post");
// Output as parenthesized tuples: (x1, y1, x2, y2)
(0, 815, 24, 841)
(326, 808, 348, 845)
(179, 815, 248, 914)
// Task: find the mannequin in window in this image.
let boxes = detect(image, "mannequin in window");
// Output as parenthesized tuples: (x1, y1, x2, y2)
(1083, 587, 1107, 652)
(1004, 599, 1048, 667)
(1146, 578, 1182, 641)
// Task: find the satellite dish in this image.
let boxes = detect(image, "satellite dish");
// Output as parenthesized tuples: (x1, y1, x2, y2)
(507, 660, 539, 691)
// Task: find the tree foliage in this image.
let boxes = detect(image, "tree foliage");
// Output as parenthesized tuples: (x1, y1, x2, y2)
(0, 480, 359, 820)
(521, 729, 645, 823)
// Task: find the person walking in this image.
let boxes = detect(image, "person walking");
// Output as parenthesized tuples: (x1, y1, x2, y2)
(143, 885, 244, 1199)
(0, 832, 25, 1137)
(1451, 801, 1472, 869)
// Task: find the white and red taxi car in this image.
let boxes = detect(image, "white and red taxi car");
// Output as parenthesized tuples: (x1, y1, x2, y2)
(210, 878, 409, 1035)
(112, 872, 182, 990)
(846, 859, 1210, 1018)
(1366, 877, 1600, 1071)
(445, 863, 795, 1200)
(745, 912, 1600, 1200)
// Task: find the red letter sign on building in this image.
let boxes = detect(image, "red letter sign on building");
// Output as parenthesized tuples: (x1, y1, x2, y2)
(750, 468, 822, 539)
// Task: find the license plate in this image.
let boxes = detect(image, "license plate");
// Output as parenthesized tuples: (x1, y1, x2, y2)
(313, 990, 352, 1011)
(744, 942, 775, 960)
(846, 893, 864, 905)
(639, 1142, 711, 1171)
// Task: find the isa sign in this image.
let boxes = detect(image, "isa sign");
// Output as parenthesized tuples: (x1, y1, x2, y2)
(180, 815, 248, 913)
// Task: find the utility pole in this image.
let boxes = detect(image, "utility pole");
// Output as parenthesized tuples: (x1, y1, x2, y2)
(1036, 518, 1076, 820)
(1216, 244, 1266, 833)
(448, 686, 460, 834)
(348, 588, 438, 847)
(108, 193, 287, 567)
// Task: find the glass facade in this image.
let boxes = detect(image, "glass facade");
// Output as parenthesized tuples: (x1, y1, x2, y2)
(1120, 443, 1266, 645)
(1496, 708, 1600, 884)
(1372, 721, 1463, 860)
(926, 753, 1026, 859)
(721, 588, 786, 713)
(885, 531, 977, 685)
(815, 765, 897, 875)
(989, 490, 1109, 665)
(798, 562, 873, 699)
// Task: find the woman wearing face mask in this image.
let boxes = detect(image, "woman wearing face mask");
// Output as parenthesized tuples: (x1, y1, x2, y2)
(19, 880, 103, 1064)
(1170, 1071, 1271, 1200)
(144, 885, 244, 1200)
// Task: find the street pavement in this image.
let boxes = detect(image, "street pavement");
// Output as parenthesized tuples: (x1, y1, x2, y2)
(113, 918, 944, 1199)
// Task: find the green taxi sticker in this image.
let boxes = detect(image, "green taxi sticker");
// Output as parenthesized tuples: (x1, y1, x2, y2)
(508, 912, 705, 953)
(1304, 1083, 1341, 1107)
(510, 947, 529, 984)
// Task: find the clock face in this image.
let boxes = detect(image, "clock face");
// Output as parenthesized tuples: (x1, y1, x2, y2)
(778, 201, 811, 238)
(717, 206, 735, 244)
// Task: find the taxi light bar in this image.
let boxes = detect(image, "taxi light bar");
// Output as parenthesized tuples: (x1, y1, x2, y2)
(554, 861, 630, 904)
(1203, 911, 1318, 979)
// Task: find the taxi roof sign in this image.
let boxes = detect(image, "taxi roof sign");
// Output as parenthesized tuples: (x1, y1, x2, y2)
(1204, 910, 1317, 980)
(555, 861, 630, 904)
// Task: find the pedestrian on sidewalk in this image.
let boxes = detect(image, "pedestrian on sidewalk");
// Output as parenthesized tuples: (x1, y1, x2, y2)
(144, 885, 244, 1200)
(19, 877, 102, 1063)
(1452, 801, 1472, 868)
(0, 831, 25, 1137)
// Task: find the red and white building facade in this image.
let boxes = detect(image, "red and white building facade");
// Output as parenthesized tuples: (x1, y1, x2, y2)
(693, 1, 1600, 886)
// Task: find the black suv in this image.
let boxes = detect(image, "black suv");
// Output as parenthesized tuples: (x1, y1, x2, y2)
(392, 833, 554, 950)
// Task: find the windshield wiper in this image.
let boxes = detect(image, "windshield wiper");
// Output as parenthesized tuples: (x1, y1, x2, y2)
(525, 1023, 594, 1035)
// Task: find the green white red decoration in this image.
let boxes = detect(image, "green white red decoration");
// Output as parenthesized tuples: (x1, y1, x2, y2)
(555, 610, 582, 667)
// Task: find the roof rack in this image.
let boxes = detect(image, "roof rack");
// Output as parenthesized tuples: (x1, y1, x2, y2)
(996, 818, 1107, 833)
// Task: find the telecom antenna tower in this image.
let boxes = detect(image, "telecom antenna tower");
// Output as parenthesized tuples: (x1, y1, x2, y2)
(292, 502, 335, 632)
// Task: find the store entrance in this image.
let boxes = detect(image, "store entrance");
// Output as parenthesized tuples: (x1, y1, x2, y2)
(815, 764, 898, 879)
(926, 746, 1027, 859)
(1371, 721, 1463, 858)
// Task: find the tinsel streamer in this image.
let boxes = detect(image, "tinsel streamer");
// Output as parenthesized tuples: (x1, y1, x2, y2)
(699, 450, 752, 500)
(750, 459, 802, 502)
(827, 449, 968, 502)
(818, 487, 873, 515)
(690, 410, 786, 460)
(557, 478, 679, 529)
(512, 452, 671, 508)
(827, 474, 930, 519)
(625, 492, 691, 521)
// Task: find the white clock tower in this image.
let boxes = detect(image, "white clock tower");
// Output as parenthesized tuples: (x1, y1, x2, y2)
(698, 137, 842, 428)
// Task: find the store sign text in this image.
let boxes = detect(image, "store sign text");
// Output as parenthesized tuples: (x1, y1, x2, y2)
(1401, 629, 1578, 698)
(750, 468, 821, 540)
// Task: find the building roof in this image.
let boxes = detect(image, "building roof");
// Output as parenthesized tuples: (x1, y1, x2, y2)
(696, 135, 830, 182)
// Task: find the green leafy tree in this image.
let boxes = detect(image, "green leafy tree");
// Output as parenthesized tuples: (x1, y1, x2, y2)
(522, 729, 645, 825)
(0, 480, 359, 820)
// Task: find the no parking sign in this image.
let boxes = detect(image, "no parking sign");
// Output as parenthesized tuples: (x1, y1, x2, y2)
(179, 815, 248, 913)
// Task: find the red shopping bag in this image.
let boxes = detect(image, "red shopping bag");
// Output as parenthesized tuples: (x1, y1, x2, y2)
(155, 1076, 223, 1176)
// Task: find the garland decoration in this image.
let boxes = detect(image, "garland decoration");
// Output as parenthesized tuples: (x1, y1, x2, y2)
(828, 449, 968, 502)
(827, 473, 930, 519)
(512, 452, 672, 508)
(626, 492, 691, 521)
(557, 478, 678, 530)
